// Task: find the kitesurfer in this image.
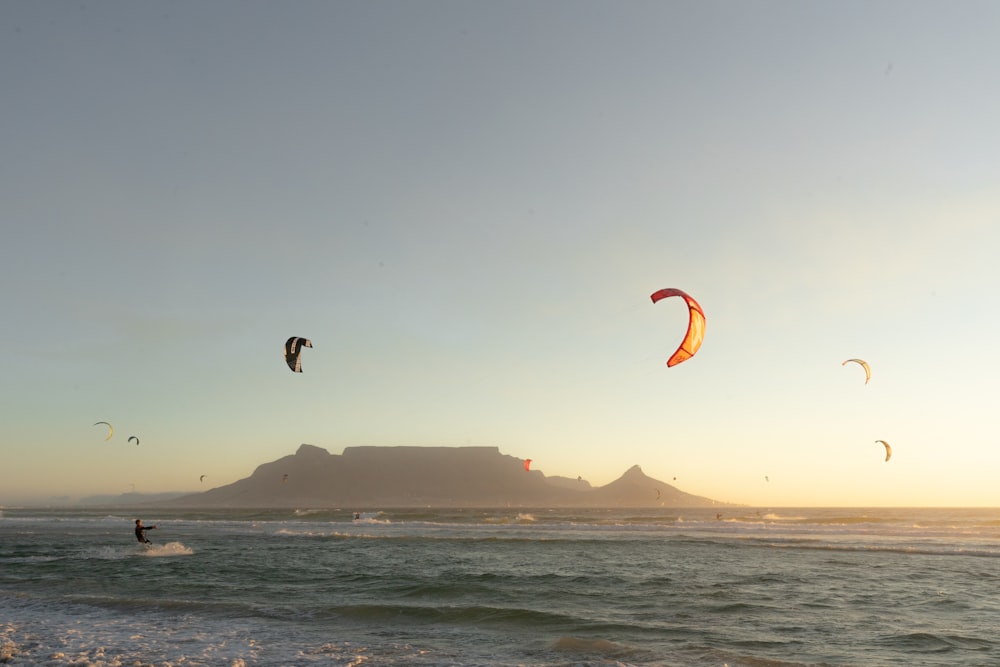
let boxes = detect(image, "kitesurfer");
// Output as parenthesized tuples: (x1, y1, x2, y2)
(134, 518, 157, 544)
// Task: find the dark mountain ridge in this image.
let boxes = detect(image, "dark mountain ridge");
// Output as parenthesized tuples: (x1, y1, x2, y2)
(161, 444, 724, 508)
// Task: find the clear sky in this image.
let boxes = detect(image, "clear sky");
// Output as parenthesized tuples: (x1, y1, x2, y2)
(3, 1, 999, 507)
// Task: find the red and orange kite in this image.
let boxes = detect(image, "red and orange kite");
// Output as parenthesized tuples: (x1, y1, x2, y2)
(650, 288, 705, 367)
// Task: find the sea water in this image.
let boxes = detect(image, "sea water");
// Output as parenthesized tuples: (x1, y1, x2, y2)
(2, 507, 999, 666)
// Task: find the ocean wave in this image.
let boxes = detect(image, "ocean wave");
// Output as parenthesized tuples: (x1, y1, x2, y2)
(483, 513, 539, 524)
(718, 652, 812, 667)
(0, 554, 60, 564)
(331, 602, 584, 629)
(883, 631, 997, 653)
(293, 508, 332, 516)
(756, 539, 1000, 558)
(552, 636, 637, 658)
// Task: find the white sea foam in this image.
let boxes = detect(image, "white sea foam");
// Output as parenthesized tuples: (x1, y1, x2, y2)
(140, 541, 194, 556)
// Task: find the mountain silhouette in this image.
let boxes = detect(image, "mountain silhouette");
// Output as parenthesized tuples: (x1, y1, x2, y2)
(161, 444, 723, 508)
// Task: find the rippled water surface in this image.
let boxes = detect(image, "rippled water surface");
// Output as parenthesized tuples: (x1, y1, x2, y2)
(3, 506, 1000, 666)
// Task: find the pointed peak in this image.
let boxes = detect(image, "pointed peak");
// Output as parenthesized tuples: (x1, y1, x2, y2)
(622, 464, 645, 478)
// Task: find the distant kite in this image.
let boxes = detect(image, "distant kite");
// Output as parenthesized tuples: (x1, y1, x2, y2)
(524, 459, 532, 472)
(128, 436, 139, 446)
(200, 475, 206, 483)
(650, 288, 705, 367)
(284, 337, 312, 373)
(282, 473, 289, 483)
(876, 440, 892, 462)
(94, 421, 113, 441)
(842, 358, 871, 384)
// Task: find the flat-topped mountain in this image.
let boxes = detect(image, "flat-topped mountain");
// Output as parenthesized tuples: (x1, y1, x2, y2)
(161, 444, 723, 508)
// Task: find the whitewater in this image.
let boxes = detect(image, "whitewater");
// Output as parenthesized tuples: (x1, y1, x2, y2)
(2, 506, 999, 666)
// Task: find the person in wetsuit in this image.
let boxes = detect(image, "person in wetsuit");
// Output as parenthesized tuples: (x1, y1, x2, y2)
(134, 518, 157, 544)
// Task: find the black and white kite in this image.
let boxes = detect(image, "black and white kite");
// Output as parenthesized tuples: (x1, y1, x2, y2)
(284, 337, 312, 373)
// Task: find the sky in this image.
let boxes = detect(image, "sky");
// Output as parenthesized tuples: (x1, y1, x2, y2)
(3, 1, 999, 507)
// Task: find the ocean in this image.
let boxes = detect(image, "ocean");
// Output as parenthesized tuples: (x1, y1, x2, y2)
(2, 506, 999, 667)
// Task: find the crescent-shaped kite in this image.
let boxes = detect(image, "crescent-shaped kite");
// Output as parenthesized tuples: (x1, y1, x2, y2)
(842, 358, 871, 384)
(876, 440, 892, 462)
(128, 436, 139, 446)
(284, 337, 312, 373)
(650, 288, 705, 367)
(94, 421, 113, 441)
(524, 459, 532, 472)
